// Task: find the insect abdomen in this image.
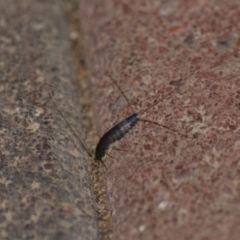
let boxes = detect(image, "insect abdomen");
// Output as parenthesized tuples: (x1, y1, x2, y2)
(112, 113, 139, 141)
(95, 113, 139, 161)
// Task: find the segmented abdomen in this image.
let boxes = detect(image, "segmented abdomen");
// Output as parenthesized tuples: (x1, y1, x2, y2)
(95, 113, 139, 161)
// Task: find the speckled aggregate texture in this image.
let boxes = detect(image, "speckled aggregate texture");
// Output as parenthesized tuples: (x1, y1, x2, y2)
(80, 0, 240, 239)
(0, 0, 98, 239)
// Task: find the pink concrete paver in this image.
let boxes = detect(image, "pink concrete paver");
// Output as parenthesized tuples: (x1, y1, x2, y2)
(80, 0, 240, 239)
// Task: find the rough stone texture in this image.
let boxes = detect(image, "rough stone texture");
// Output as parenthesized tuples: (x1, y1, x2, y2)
(80, 0, 240, 239)
(0, 0, 98, 239)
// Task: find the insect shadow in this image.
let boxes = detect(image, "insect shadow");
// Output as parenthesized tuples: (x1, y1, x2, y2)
(95, 73, 192, 165)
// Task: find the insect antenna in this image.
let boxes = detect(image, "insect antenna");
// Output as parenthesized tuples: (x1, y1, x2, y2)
(48, 85, 93, 158)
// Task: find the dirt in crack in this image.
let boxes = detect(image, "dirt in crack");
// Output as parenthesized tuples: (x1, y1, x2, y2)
(62, 1, 113, 239)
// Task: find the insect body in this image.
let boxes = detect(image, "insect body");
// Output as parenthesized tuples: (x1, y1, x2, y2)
(94, 74, 191, 163)
(95, 113, 139, 161)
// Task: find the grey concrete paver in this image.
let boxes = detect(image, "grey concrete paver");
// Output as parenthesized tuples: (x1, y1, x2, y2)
(0, 0, 98, 239)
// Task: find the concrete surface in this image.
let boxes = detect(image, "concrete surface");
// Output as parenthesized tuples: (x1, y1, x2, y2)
(0, 0, 98, 239)
(80, 0, 240, 239)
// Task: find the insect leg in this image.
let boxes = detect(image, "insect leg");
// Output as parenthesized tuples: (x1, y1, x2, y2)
(97, 159, 107, 168)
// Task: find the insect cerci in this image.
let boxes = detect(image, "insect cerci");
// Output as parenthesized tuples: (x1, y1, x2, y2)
(94, 73, 191, 164)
